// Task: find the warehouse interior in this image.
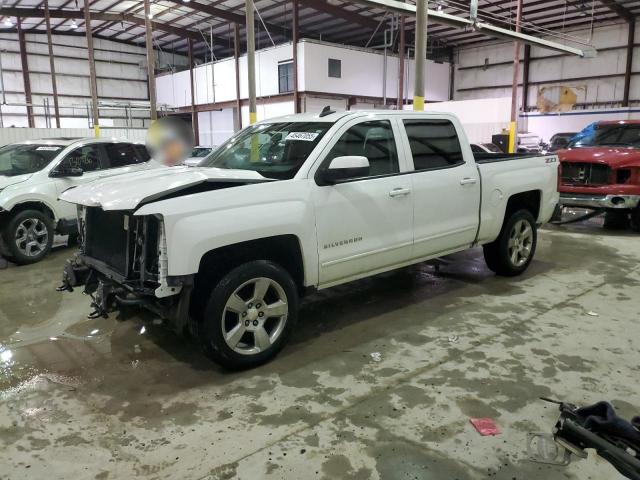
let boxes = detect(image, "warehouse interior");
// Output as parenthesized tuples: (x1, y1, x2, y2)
(1, 0, 640, 479)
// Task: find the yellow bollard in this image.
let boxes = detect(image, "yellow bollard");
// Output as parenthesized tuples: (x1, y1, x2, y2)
(508, 121, 516, 153)
(413, 96, 425, 112)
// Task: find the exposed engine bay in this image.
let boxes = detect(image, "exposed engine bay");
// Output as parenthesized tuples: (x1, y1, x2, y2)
(59, 206, 192, 330)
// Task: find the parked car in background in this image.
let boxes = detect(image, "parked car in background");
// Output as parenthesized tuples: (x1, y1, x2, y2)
(183, 146, 216, 167)
(60, 110, 559, 369)
(548, 132, 577, 152)
(558, 120, 640, 231)
(470, 143, 503, 154)
(0, 138, 159, 264)
(517, 133, 544, 153)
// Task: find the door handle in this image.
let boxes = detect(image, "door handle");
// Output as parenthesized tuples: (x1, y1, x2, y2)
(389, 187, 411, 198)
(460, 177, 477, 185)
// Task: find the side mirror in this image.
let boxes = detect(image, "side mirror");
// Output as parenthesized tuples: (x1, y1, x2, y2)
(50, 166, 84, 178)
(320, 156, 370, 185)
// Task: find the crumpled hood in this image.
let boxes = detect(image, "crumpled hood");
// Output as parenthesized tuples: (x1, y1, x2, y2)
(59, 166, 271, 211)
(0, 173, 32, 190)
(559, 147, 640, 169)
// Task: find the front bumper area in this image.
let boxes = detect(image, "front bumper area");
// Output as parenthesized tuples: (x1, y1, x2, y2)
(59, 254, 194, 332)
(559, 193, 640, 210)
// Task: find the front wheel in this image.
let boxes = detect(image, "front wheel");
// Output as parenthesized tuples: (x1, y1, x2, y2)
(199, 260, 299, 370)
(2, 209, 54, 265)
(483, 209, 537, 276)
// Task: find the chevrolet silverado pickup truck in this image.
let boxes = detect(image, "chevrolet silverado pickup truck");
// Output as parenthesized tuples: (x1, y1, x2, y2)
(558, 121, 640, 231)
(59, 110, 559, 369)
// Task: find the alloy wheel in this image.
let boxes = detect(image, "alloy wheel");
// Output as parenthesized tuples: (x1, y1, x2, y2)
(508, 219, 533, 267)
(221, 277, 289, 355)
(15, 218, 49, 257)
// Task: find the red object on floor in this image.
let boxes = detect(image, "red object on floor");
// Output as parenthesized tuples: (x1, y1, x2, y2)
(470, 417, 501, 436)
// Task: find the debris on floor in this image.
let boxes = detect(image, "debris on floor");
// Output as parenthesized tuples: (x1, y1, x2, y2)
(470, 417, 501, 436)
(586, 311, 599, 317)
(370, 352, 382, 362)
(448, 335, 459, 343)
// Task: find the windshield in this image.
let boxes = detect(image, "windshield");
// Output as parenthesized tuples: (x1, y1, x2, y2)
(569, 124, 640, 148)
(0, 144, 63, 177)
(190, 147, 213, 158)
(201, 122, 332, 180)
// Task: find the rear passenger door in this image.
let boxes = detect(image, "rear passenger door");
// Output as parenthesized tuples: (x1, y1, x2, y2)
(101, 142, 151, 178)
(400, 117, 480, 259)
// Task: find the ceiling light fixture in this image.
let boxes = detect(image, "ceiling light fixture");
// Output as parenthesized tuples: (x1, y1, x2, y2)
(3, 17, 13, 27)
(147, 12, 154, 19)
(70, 18, 78, 29)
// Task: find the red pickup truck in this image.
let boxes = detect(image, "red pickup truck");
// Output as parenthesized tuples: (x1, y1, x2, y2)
(558, 120, 640, 231)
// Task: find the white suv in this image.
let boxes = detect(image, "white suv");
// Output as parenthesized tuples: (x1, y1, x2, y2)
(0, 137, 158, 264)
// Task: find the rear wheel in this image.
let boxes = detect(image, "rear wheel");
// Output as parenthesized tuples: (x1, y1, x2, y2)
(2, 209, 54, 265)
(199, 260, 298, 370)
(483, 209, 537, 276)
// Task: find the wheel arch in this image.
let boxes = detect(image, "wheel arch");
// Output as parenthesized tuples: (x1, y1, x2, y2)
(190, 235, 306, 320)
(505, 190, 542, 222)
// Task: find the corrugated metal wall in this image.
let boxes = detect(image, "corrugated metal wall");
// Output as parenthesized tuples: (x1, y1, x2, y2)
(0, 32, 186, 129)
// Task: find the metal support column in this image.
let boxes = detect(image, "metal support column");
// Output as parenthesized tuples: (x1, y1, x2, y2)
(83, 1, 100, 136)
(623, 20, 635, 108)
(188, 38, 199, 145)
(522, 44, 530, 112)
(17, 18, 34, 128)
(234, 23, 242, 130)
(413, 0, 427, 111)
(292, 0, 300, 113)
(245, 0, 257, 124)
(397, 15, 405, 109)
(44, 0, 60, 127)
(508, 0, 523, 153)
(144, 0, 157, 121)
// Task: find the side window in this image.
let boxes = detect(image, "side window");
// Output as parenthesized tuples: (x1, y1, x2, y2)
(325, 120, 399, 178)
(278, 61, 294, 93)
(403, 119, 464, 170)
(134, 144, 151, 162)
(60, 145, 102, 172)
(103, 143, 140, 168)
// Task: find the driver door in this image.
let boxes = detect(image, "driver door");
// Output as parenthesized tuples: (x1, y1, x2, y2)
(312, 118, 414, 287)
(53, 144, 107, 220)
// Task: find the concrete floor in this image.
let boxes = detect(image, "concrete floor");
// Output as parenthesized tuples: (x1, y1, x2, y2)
(0, 219, 638, 480)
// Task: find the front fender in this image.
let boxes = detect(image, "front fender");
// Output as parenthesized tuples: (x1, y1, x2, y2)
(135, 180, 319, 286)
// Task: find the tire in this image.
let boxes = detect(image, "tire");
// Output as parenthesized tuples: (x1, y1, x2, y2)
(603, 210, 629, 230)
(1, 209, 54, 265)
(199, 260, 299, 370)
(483, 209, 537, 277)
(629, 207, 640, 233)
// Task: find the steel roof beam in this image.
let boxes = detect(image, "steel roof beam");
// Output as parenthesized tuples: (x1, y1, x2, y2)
(349, 0, 597, 56)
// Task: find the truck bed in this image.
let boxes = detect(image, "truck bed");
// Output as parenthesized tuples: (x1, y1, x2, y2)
(473, 152, 545, 163)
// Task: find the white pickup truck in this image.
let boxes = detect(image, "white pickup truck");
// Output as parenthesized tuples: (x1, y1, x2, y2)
(60, 110, 559, 369)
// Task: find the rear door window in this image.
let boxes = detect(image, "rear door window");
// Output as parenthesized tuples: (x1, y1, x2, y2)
(103, 143, 141, 168)
(403, 119, 464, 170)
(134, 144, 151, 162)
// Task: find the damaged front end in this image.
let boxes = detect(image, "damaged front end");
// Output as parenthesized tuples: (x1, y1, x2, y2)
(58, 206, 193, 332)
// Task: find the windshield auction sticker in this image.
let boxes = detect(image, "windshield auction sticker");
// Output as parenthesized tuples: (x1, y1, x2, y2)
(285, 132, 319, 142)
(36, 146, 61, 151)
